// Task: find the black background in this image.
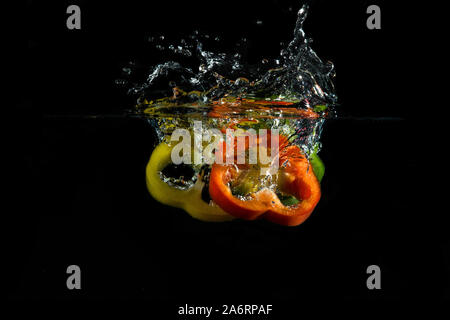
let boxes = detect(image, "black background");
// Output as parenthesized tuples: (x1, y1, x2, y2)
(10, 0, 449, 314)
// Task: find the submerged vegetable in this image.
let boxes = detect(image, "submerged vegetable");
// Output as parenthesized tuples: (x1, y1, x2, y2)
(146, 130, 325, 226)
(146, 142, 234, 222)
(208, 134, 321, 226)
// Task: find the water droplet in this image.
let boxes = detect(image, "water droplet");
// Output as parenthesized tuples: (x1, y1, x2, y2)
(115, 79, 127, 86)
(122, 67, 132, 75)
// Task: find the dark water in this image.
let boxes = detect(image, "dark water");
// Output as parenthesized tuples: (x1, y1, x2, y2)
(10, 116, 447, 303)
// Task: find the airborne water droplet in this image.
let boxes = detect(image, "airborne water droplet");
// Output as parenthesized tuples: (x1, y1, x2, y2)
(122, 67, 132, 75)
(115, 79, 128, 86)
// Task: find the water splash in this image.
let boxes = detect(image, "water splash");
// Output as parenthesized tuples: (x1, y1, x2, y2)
(122, 3, 337, 114)
(120, 3, 337, 158)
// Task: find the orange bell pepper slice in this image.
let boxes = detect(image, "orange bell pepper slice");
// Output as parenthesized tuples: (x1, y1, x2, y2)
(208, 135, 321, 226)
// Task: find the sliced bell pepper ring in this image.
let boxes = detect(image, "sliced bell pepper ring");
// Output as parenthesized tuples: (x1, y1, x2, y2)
(208, 137, 321, 226)
(146, 142, 234, 222)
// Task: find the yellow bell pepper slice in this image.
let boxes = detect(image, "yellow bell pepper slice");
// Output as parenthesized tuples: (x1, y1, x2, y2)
(145, 142, 234, 222)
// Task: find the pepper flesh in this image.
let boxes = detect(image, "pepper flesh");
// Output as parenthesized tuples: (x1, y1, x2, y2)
(146, 142, 234, 222)
(146, 119, 325, 225)
(208, 137, 321, 226)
